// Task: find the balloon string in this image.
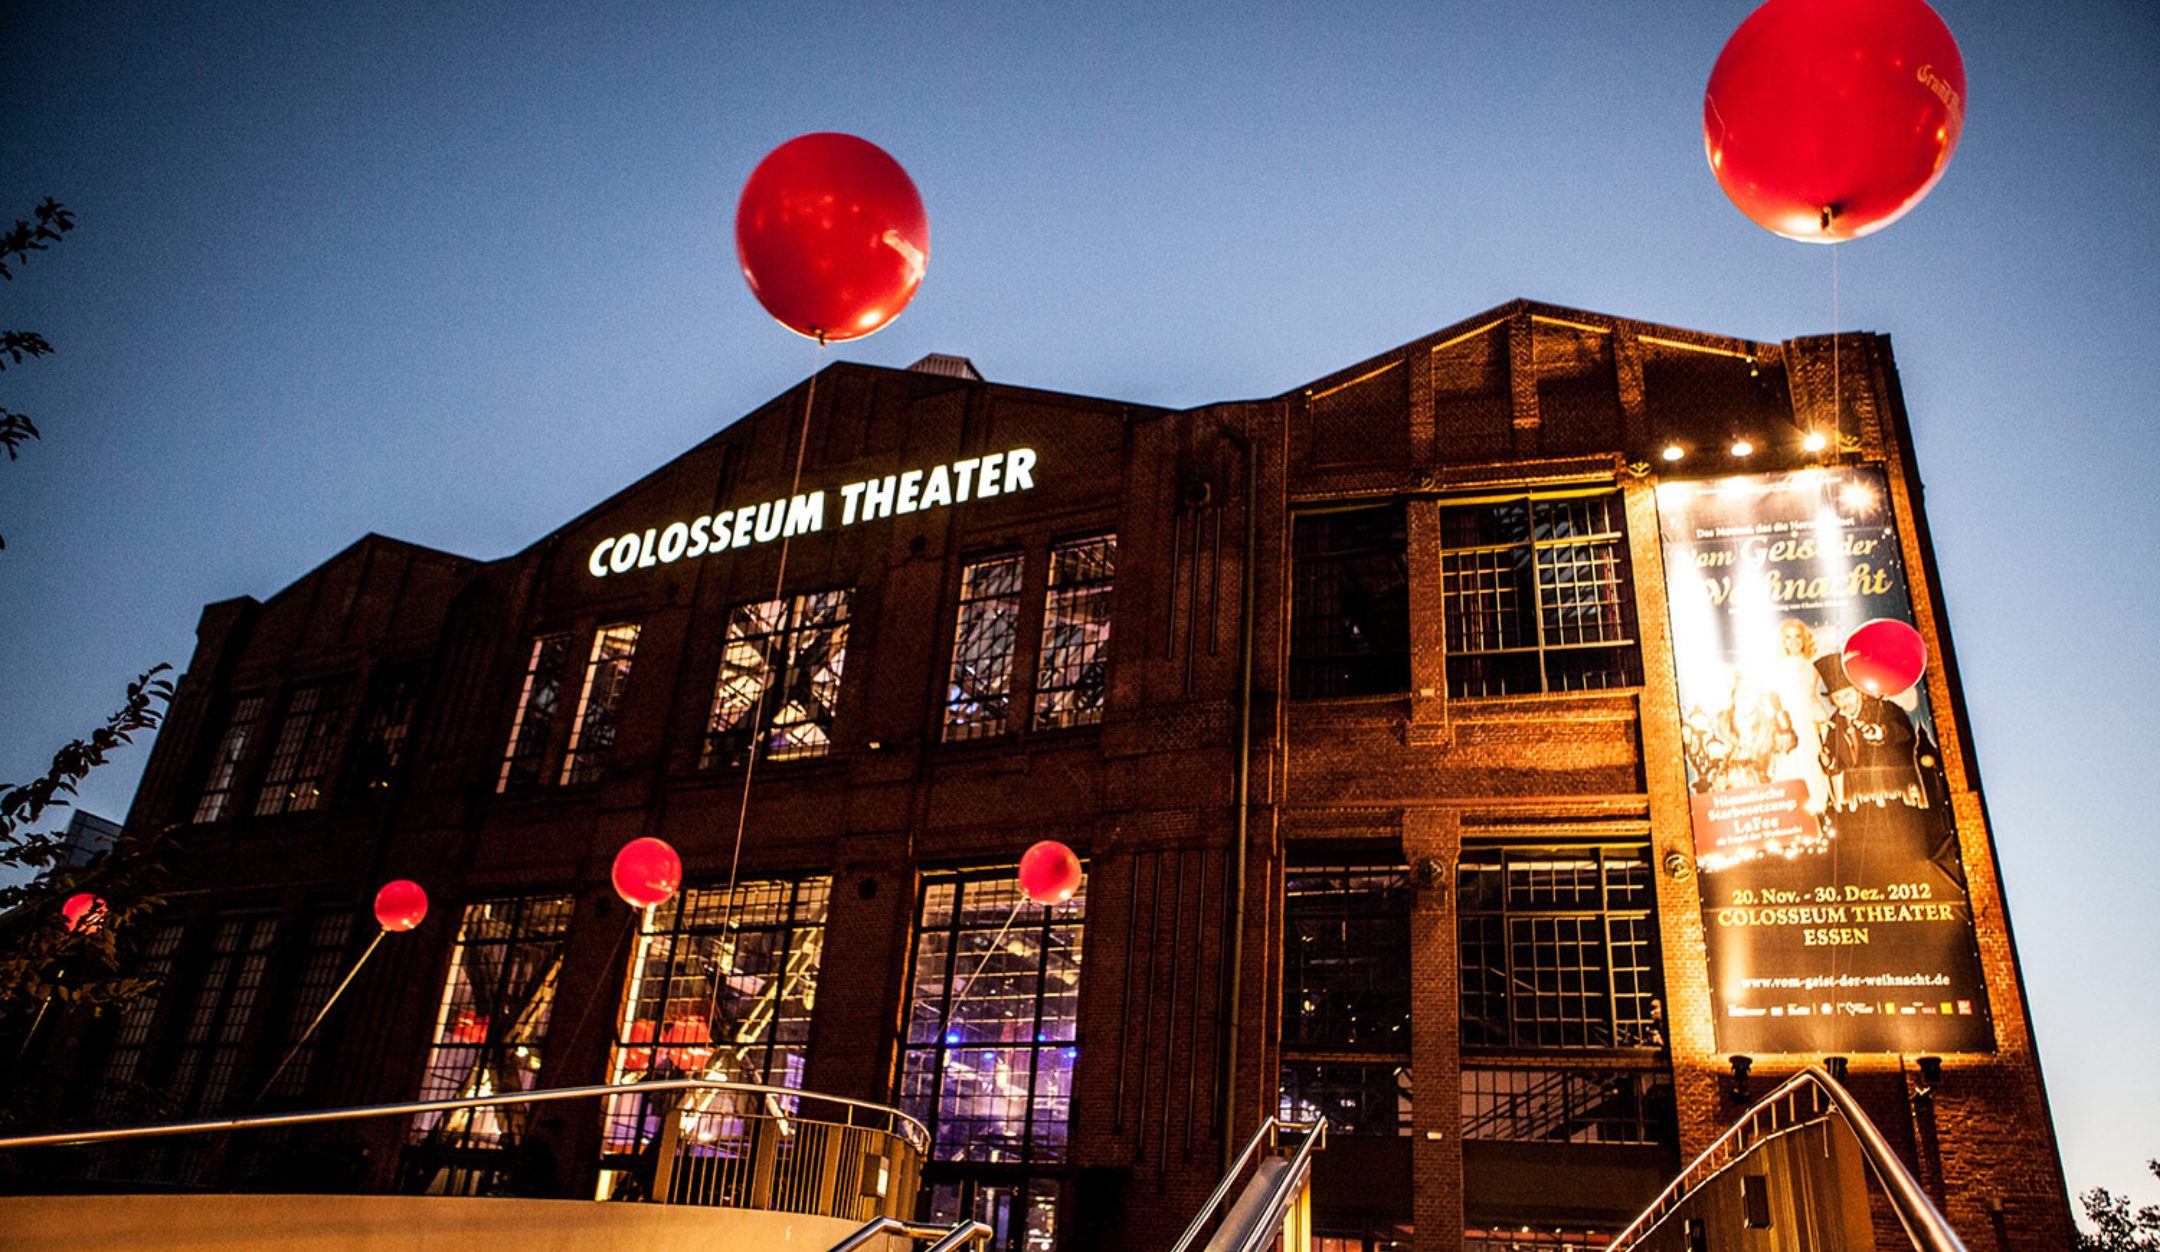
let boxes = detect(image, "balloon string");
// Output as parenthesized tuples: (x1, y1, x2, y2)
(708, 347, 823, 1044)
(251, 929, 385, 1105)
(947, 898, 1030, 1020)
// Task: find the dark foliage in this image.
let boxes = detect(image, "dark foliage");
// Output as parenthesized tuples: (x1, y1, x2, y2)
(2079, 1161, 2160, 1252)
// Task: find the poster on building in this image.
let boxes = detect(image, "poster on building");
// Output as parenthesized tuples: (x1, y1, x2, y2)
(1656, 466, 1994, 1054)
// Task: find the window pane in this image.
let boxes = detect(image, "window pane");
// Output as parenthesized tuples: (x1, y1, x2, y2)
(1441, 493, 1639, 697)
(345, 662, 425, 807)
(561, 624, 640, 784)
(498, 633, 573, 792)
(704, 592, 851, 766)
(1035, 535, 1116, 729)
(254, 678, 351, 816)
(1460, 1067, 1673, 1145)
(1455, 847, 1665, 1050)
(602, 878, 830, 1150)
(1280, 862, 1413, 1137)
(193, 694, 266, 823)
(1280, 1061, 1412, 1136)
(946, 555, 1024, 741)
(900, 866, 1086, 1164)
(410, 895, 572, 1149)
(1290, 506, 1410, 698)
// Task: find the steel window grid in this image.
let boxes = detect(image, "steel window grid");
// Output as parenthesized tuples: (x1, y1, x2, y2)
(601, 877, 830, 1149)
(167, 914, 279, 1114)
(561, 624, 641, 784)
(901, 867, 1086, 1165)
(192, 694, 266, 823)
(497, 632, 572, 792)
(410, 895, 573, 1147)
(1033, 536, 1116, 730)
(1289, 505, 1411, 699)
(254, 679, 351, 816)
(263, 910, 355, 1103)
(1458, 1066, 1672, 1144)
(1440, 493, 1640, 697)
(1457, 847, 1663, 1051)
(702, 590, 851, 766)
(944, 555, 1025, 742)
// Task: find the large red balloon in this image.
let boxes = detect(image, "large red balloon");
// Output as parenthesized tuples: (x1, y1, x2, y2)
(1017, 840, 1083, 907)
(1842, 618, 1928, 698)
(374, 879, 429, 933)
(735, 133, 929, 343)
(61, 892, 107, 934)
(1704, 0, 1966, 242)
(612, 837, 683, 910)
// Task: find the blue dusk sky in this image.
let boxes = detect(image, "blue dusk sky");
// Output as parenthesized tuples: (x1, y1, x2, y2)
(3, 0, 2155, 1213)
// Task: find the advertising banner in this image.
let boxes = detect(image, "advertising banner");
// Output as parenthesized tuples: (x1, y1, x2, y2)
(1656, 467, 1993, 1054)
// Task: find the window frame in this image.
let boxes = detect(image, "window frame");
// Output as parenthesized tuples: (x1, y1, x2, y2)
(560, 623, 642, 785)
(1288, 502, 1412, 700)
(1032, 534, 1117, 731)
(1438, 487, 1642, 698)
(701, 589, 853, 767)
(1456, 843, 1665, 1053)
(943, 552, 1028, 742)
(1278, 860, 1414, 1138)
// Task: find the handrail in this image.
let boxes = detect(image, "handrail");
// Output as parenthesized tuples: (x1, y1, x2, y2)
(1606, 1065, 1966, 1252)
(829, 1216, 992, 1252)
(922, 1220, 995, 1252)
(0, 1077, 931, 1158)
(1168, 1116, 1282, 1252)
(1168, 1117, 1326, 1252)
(1217, 1118, 1326, 1252)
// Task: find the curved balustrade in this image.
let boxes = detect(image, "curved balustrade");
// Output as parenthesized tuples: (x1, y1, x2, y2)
(0, 1078, 927, 1228)
(1607, 1065, 1966, 1252)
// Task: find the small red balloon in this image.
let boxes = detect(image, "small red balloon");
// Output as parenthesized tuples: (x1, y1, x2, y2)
(1704, 0, 1966, 242)
(1842, 619, 1928, 698)
(61, 892, 107, 934)
(1017, 840, 1083, 907)
(374, 879, 429, 933)
(735, 132, 929, 342)
(612, 837, 683, 910)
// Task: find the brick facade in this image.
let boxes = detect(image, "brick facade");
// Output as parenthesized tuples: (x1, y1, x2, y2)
(63, 299, 2069, 1250)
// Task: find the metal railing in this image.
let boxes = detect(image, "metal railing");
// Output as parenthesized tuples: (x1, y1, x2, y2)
(0, 1078, 928, 1227)
(828, 1216, 994, 1252)
(1606, 1065, 1967, 1252)
(1169, 1117, 1327, 1252)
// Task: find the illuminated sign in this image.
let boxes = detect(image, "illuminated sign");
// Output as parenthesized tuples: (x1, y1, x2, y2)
(587, 447, 1037, 579)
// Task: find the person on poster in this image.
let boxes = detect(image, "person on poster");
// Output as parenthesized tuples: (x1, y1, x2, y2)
(1765, 618, 1833, 818)
(1816, 653, 1925, 810)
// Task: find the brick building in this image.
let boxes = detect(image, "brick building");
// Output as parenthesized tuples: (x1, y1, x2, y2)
(65, 299, 2071, 1249)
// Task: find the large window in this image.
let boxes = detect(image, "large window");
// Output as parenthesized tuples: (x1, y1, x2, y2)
(1457, 846, 1663, 1050)
(1440, 492, 1640, 697)
(601, 878, 829, 1151)
(261, 910, 355, 1105)
(253, 678, 353, 816)
(562, 624, 640, 784)
(498, 632, 573, 792)
(1279, 864, 1412, 1136)
(904, 868, 1085, 1252)
(1290, 505, 1410, 699)
(945, 555, 1025, 741)
(192, 693, 266, 823)
(703, 591, 851, 766)
(1459, 1066, 1673, 1145)
(902, 867, 1085, 1163)
(1034, 536, 1116, 729)
(98, 922, 185, 1110)
(345, 662, 425, 806)
(410, 895, 573, 1149)
(166, 914, 279, 1114)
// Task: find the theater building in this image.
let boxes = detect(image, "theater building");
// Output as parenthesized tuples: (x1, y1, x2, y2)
(53, 300, 2072, 1250)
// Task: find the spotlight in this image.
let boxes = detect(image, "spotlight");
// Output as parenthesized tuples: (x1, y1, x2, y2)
(1803, 431, 1829, 453)
(1661, 443, 1685, 462)
(1730, 439, 1755, 457)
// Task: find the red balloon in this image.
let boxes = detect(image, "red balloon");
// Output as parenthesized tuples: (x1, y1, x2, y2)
(1017, 840, 1083, 907)
(1704, 0, 1966, 242)
(735, 133, 929, 343)
(61, 892, 107, 934)
(374, 879, 429, 933)
(612, 837, 683, 910)
(1842, 618, 1928, 698)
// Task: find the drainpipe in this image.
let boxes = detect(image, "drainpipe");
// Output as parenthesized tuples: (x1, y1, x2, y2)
(1218, 419, 1257, 1174)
